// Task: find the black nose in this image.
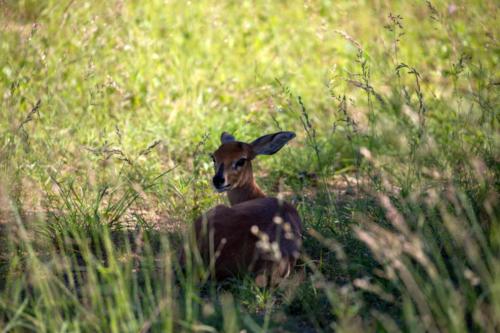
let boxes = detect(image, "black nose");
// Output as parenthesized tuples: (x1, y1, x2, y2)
(213, 176, 225, 188)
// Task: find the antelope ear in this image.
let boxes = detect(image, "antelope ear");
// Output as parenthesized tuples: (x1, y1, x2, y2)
(220, 132, 236, 144)
(250, 131, 296, 156)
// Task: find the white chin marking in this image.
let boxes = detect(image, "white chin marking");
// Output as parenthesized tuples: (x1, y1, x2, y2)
(214, 185, 231, 192)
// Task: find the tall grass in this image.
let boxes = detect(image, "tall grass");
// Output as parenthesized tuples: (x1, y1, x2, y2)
(1, 0, 499, 332)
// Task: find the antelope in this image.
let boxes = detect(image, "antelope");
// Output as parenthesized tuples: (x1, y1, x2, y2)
(189, 131, 302, 286)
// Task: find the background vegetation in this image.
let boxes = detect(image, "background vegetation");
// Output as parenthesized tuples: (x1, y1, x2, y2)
(0, 0, 498, 332)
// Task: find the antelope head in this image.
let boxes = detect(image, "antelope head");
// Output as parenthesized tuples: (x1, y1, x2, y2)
(210, 131, 296, 198)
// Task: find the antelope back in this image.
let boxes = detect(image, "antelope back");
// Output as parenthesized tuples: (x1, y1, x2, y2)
(193, 197, 302, 284)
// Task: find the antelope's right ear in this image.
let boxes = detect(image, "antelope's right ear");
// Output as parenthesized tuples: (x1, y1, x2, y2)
(221, 132, 236, 144)
(250, 131, 296, 156)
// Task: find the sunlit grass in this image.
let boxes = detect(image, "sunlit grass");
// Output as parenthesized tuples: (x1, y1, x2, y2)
(1, 0, 498, 332)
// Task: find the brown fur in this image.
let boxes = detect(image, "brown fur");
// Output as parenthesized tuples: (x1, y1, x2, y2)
(191, 138, 303, 285)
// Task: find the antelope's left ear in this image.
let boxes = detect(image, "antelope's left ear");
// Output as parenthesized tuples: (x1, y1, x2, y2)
(221, 132, 236, 144)
(250, 131, 296, 156)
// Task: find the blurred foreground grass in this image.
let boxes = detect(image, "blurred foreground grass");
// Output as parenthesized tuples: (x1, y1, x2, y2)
(0, 0, 499, 332)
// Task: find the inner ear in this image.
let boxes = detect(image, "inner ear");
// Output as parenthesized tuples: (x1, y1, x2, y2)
(221, 132, 235, 144)
(251, 131, 296, 156)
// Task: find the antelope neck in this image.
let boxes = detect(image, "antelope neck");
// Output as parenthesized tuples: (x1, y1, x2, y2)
(227, 180, 266, 206)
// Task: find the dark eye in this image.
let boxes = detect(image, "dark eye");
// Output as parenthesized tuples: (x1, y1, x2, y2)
(234, 158, 246, 169)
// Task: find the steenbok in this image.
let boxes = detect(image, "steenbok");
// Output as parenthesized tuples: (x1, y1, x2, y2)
(188, 131, 302, 286)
